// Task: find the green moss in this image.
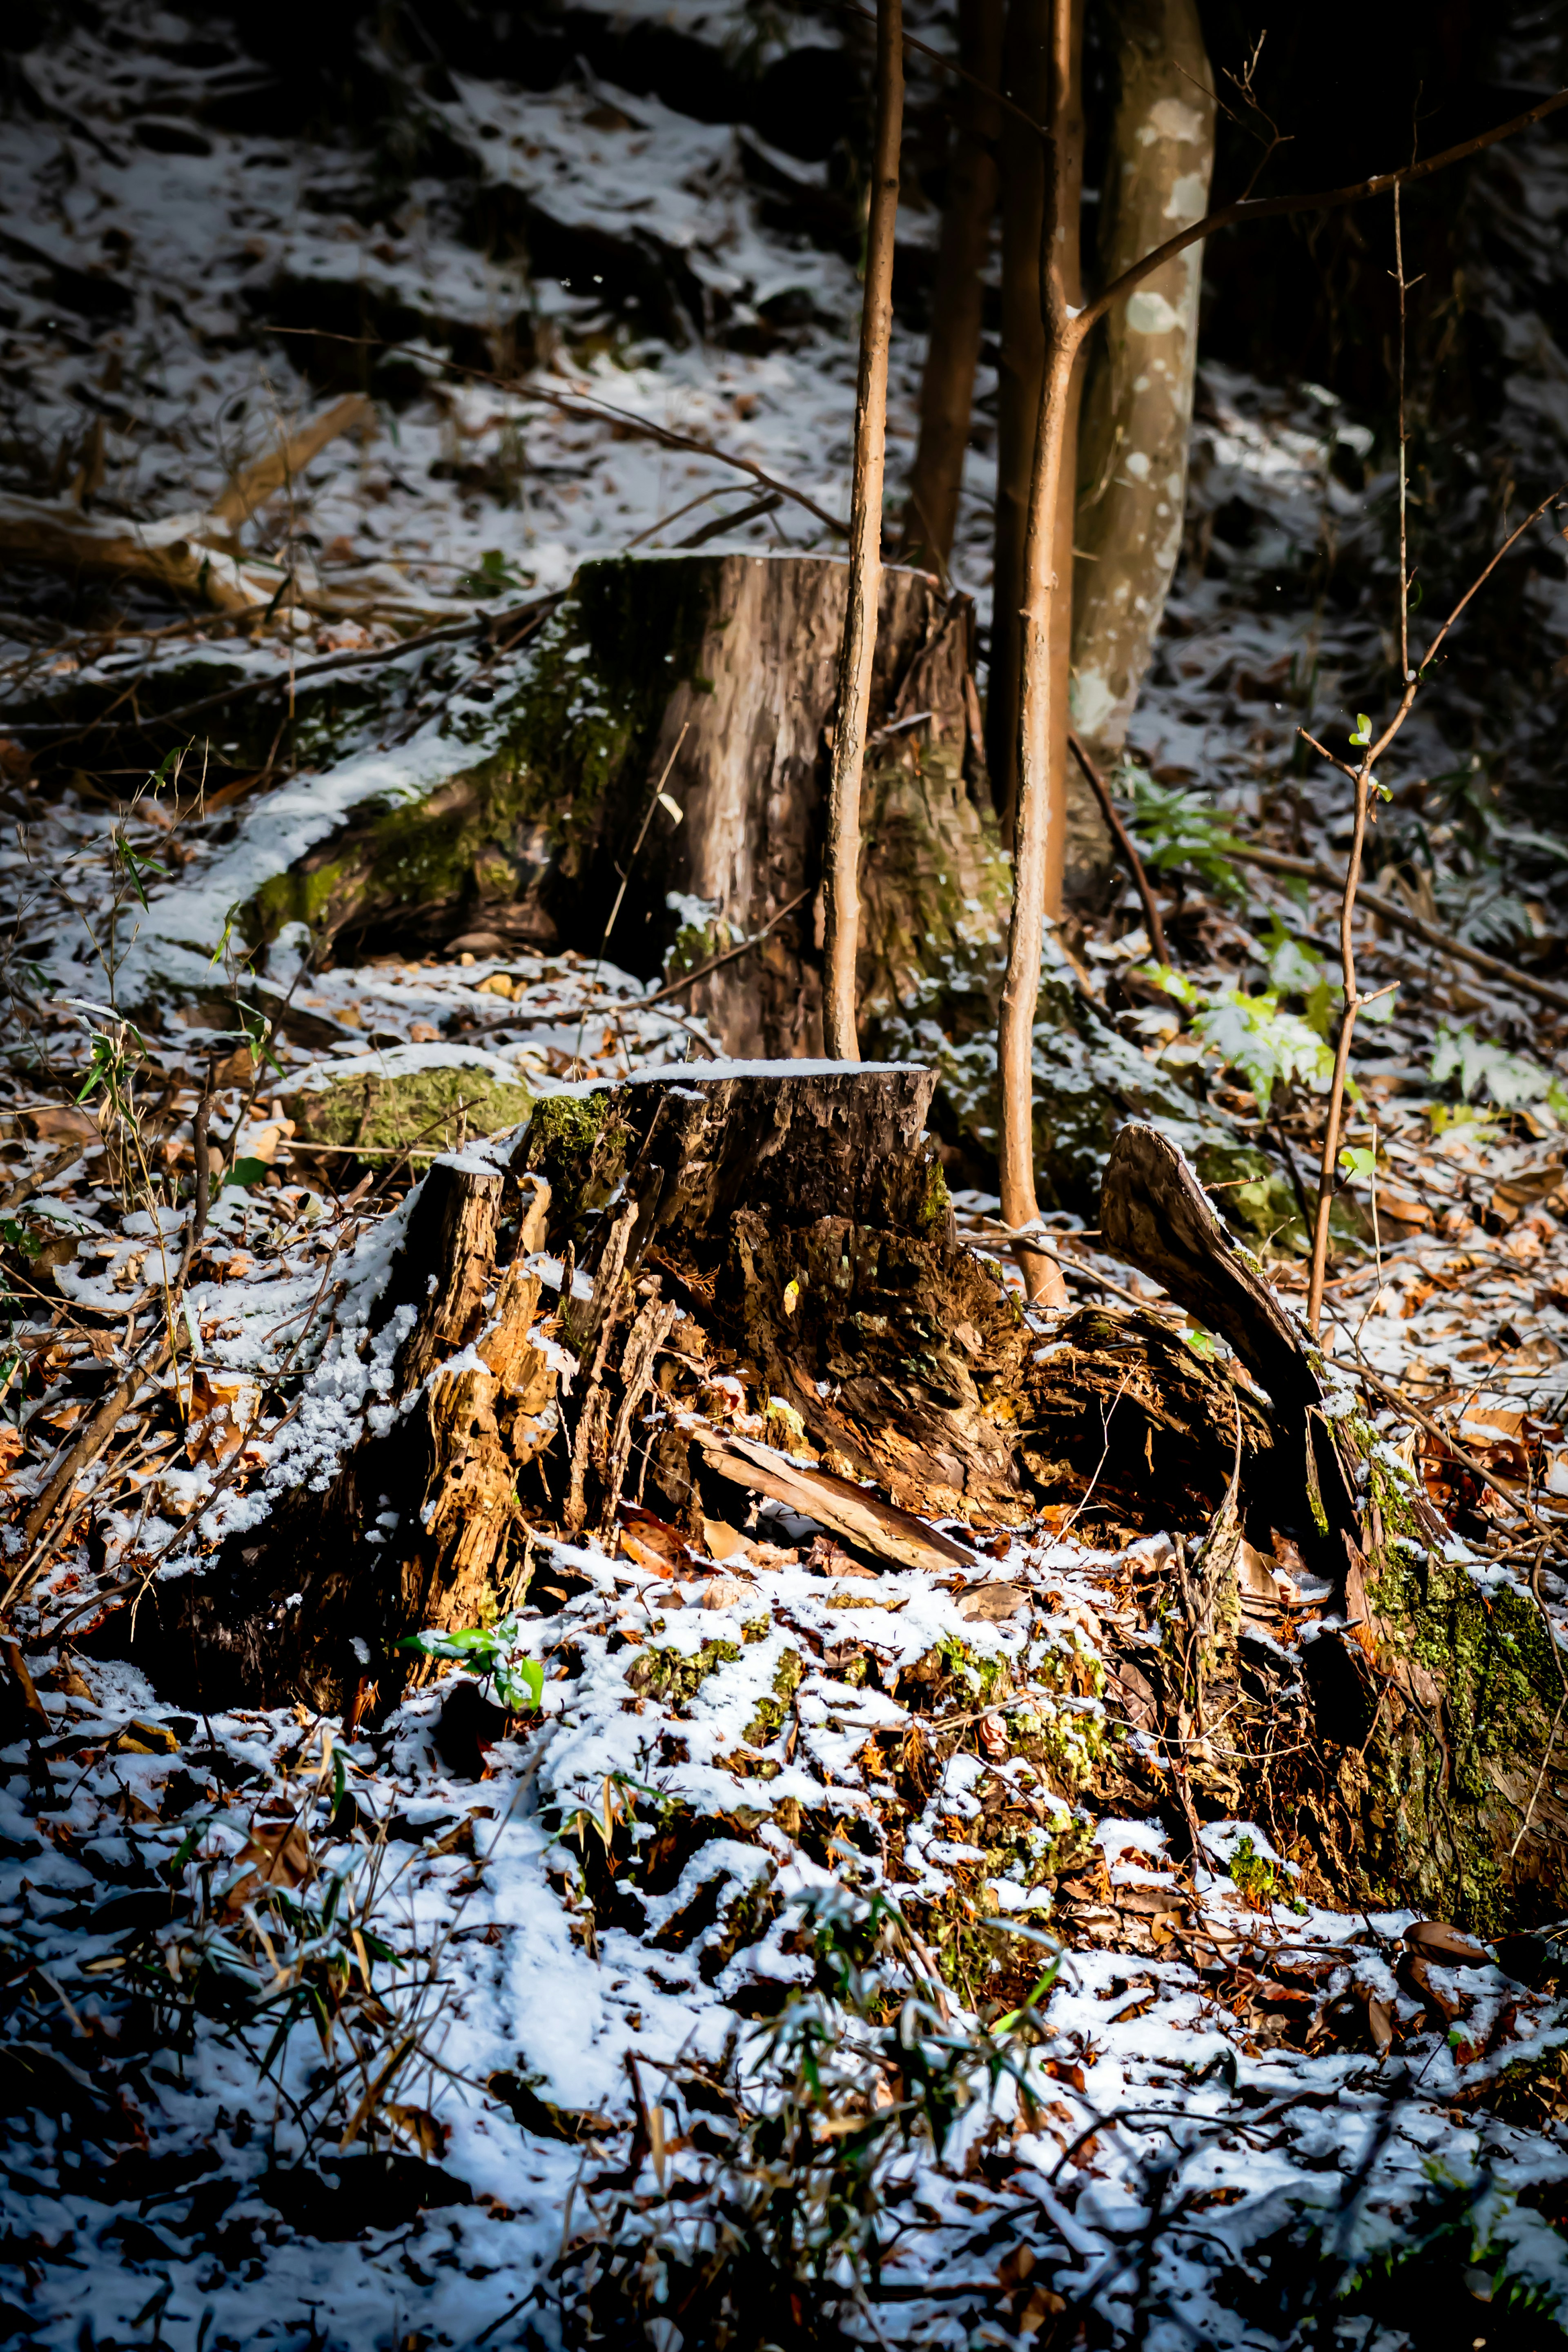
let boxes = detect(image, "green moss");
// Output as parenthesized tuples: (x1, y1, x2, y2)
(1349, 1477, 1566, 1930)
(242, 555, 721, 959)
(917, 1154, 954, 1235)
(744, 1647, 804, 1748)
(1227, 1834, 1279, 1905)
(626, 1638, 741, 1712)
(289, 1063, 533, 1156)
(513, 1088, 630, 1248)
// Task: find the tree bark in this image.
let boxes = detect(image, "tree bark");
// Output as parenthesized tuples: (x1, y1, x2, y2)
(898, 0, 1002, 571)
(243, 553, 1003, 1062)
(1067, 0, 1214, 895)
(994, 0, 1079, 1297)
(985, 0, 1082, 858)
(823, 0, 904, 1060)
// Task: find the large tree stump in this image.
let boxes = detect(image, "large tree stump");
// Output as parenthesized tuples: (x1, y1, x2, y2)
(108, 1078, 1566, 1929)
(118, 1071, 1279, 1716)
(249, 552, 1008, 1058)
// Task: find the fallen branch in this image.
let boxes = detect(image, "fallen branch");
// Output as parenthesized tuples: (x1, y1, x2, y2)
(1231, 842, 1568, 1018)
(0, 396, 464, 629)
(689, 1420, 977, 1576)
(209, 394, 372, 530)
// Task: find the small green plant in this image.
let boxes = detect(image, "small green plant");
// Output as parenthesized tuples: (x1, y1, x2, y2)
(458, 547, 527, 598)
(1227, 1833, 1278, 1906)
(1118, 764, 1250, 901)
(400, 1617, 545, 1714)
(1430, 1023, 1568, 1122)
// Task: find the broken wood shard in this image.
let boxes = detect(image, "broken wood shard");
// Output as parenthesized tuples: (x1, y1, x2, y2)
(691, 1422, 976, 1575)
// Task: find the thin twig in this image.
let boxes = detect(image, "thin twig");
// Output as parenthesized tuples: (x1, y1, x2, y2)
(267, 329, 848, 536)
(1067, 731, 1167, 962)
(1304, 475, 1566, 1333)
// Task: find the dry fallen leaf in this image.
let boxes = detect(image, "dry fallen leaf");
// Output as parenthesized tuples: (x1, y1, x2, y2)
(186, 1369, 261, 1468)
(704, 1573, 760, 1612)
(1404, 1917, 1490, 1967)
(953, 1580, 1028, 1622)
(23, 1106, 98, 1143)
(220, 1819, 313, 1918)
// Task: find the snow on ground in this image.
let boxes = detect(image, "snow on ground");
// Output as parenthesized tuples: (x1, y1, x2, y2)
(2, 4, 1568, 2347)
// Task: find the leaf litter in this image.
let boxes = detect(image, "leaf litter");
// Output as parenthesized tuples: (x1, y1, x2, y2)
(1, 4, 1568, 2349)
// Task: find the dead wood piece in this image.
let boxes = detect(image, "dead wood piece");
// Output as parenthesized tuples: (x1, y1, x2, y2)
(601, 1296, 680, 1535)
(1100, 1120, 1359, 1559)
(689, 1422, 976, 1576)
(105, 1163, 559, 1710)
(1020, 1303, 1276, 1538)
(211, 394, 373, 529)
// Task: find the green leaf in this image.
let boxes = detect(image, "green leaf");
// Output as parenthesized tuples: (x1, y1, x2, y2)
(224, 1157, 268, 1189)
(1349, 714, 1372, 747)
(1338, 1145, 1376, 1183)
(496, 1654, 545, 1714)
(210, 901, 244, 967)
(1117, 766, 1249, 902)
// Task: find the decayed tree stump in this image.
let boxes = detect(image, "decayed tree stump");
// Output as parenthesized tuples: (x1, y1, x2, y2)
(114, 1077, 1566, 1931)
(256, 552, 1007, 1058)
(121, 1068, 1253, 1713)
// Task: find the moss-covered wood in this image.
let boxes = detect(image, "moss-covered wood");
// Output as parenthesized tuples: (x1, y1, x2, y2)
(1101, 1123, 1568, 1936)
(246, 552, 1007, 1056)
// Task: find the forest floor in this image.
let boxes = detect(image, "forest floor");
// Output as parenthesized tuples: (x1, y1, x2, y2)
(1, 4, 1568, 2349)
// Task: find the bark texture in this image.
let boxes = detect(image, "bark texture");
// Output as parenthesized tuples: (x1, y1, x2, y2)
(1067, 0, 1214, 895)
(252, 552, 1005, 1060)
(823, 0, 904, 1060)
(899, 0, 1002, 570)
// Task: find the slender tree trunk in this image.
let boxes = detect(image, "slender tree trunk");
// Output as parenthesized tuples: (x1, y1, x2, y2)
(986, 0, 1082, 850)
(996, 0, 1076, 1297)
(823, 0, 904, 1060)
(985, 0, 1046, 840)
(1067, 0, 1214, 895)
(898, 0, 1002, 570)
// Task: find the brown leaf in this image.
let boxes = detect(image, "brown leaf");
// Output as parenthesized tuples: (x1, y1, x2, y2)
(186, 1369, 260, 1468)
(977, 1713, 1009, 1761)
(220, 1819, 312, 1918)
(1366, 1995, 1395, 2053)
(953, 1580, 1029, 1622)
(1404, 1918, 1490, 1967)
(618, 1501, 695, 1576)
(23, 1106, 98, 1143)
(0, 1426, 25, 1485)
